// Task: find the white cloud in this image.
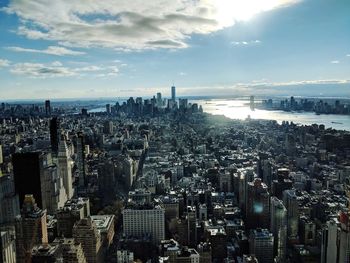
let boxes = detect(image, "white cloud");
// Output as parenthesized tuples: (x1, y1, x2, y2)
(9, 60, 119, 79)
(0, 59, 10, 67)
(74, 65, 102, 72)
(51, 61, 63, 66)
(172, 79, 350, 96)
(74, 65, 119, 76)
(267, 79, 350, 86)
(331, 60, 340, 64)
(231, 40, 261, 45)
(6, 45, 85, 56)
(4, 0, 299, 50)
(347, 54, 350, 57)
(107, 66, 119, 74)
(10, 62, 77, 78)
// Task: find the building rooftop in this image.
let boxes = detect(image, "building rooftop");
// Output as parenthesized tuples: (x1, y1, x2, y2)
(251, 228, 273, 239)
(91, 215, 114, 232)
(206, 226, 226, 236)
(32, 244, 59, 257)
(177, 248, 199, 258)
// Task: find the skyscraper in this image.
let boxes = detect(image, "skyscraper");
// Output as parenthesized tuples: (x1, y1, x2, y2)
(171, 85, 176, 101)
(59, 238, 87, 263)
(250, 95, 255, 111)
(41, 160, 67, 214)
(179, 98, 188, 110)
(15, 195, 48, 263)
(73, 217, 102, 263)
(50, 117, 59, 153)
(13, 152, 66, 212)
(57, 198, 90, 238)
(76, 132, 87, 188)
(290, 96, 296, 109)
(272, 168, 293, 199)
(249, 229, 274, 263)
(103, 121, 113, 135)
(0, 175, 20, 224)
(0, 143, 3, 165)
(270, 197, 287, 261)
(12, 152, 44, 208)
(157, 92, 162, 107)
(187, 206, 197, 247)
(338, 212, 350, 263)
(123, 204, 165, 244)
(45, 100, 51, 116)
(58, 138, 74, 199)
(246, 178, 270, 229)
(98, 160, 116, 205)
(106, 104, 111, 115)
(282, 189, 299, 241)
(321, 218, 340, 263)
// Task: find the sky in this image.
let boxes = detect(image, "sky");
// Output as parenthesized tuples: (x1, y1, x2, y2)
(0, 0, 349, 100)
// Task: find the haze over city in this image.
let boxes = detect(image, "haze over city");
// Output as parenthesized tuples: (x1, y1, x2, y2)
(0, 0, 349, 99)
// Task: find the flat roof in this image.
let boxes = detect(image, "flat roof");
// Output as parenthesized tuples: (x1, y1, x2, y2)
(91, 215, 114, 231)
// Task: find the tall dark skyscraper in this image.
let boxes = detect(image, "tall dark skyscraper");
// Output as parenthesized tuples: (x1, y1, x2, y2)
(45, 100, 51, 116)
(106, 103, 111, 115)
(50, 117, 59, 153)
(76, 132, 87, 187)
(16, 194, 48, 263)
(171, 85, 176, 101)
(12, 152, 44, 208)
(246, 178, 270, 229)
(0, 175, 20, 224)
(250, 95, 255, 111)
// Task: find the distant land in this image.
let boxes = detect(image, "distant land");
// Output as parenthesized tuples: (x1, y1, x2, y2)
(3, 95, 350, 104)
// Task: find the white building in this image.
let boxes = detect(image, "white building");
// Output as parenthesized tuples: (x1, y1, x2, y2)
(41, 163, 67, 214)
(321, 212, 350, 263)
(282, 189, 299, 240)
(58, 139, 74, 199)
(270, 197, 287, 261)
(123, 205, 165, 244)
(321, 218, 339, 263)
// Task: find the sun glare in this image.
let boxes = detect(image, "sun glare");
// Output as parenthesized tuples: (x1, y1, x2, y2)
(213, 0, 290, 25)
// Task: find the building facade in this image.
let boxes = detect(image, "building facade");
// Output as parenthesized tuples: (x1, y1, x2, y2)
(123, 205, 165, 244)
(72, 218, 102, 263)
(249, 229, 274, 263)
(15, 195, 48, 263)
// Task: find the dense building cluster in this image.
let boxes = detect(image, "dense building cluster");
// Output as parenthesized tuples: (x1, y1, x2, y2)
(260, 96, 350, 115)
(1, 88, 350, 262)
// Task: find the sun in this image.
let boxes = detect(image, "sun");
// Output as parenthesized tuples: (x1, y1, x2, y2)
(213, 0, 293, 26)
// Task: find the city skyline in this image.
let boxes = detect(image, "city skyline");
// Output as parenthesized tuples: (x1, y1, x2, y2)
(1, 2, 350, 261)
(0, 0, 350, 99)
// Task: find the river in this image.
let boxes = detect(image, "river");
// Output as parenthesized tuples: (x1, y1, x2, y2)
(88, 99, 350, 131)
(195, 99, 350, 131)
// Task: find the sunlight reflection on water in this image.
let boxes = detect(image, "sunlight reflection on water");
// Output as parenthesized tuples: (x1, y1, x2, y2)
(194, 99, 350, 131)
